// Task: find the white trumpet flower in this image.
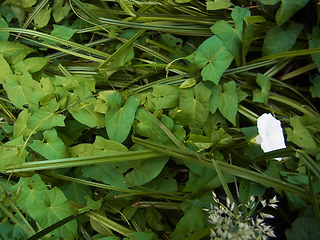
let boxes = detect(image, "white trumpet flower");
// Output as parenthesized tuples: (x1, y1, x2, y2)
(256, 113, 286, 161)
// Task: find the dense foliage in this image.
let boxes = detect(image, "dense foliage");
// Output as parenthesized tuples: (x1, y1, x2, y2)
(0, 0, 320, 239)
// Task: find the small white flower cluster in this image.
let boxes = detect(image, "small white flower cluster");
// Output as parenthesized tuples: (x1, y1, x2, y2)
(207, 192, 278, 240)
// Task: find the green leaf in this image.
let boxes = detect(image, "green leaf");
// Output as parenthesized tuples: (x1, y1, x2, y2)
(117, 0, 136, 17)
(126, 232, 157, 240)
(0, 136, 28, 170)
(82, 164, 128, 189)
(125, 156, 169, 186)
(13, 109, 32, 138)
(33, 3, 51, 28)
(210, 20, 241, 57)
(261, 0, 309, 26)
(309, 27, 320, 71)
(177, 82, 212, 131)
(4, 0, 37, 8)
(186, 134, 213, 150)
(0, 18, 9, 41)
(45, 25, 77, 45)
(0, 221, 28, 240)
(67, 94, 105, 129)
(285, 207, 320, 239)
(210, 80, 238, 125)
(52, 0, 71, 22)
(263, 23, 303, 55)
(0, 53, 12, 83)
(23, 57, 49, 73)
(310, 74, 320, 98)
(286, 115, 318, 151)
(10, 175, 78, 239)
(206, 0, 233, 10)
(145, 208, 166, 231)
(59, 182, 92, 206)
(28, 99, 65, 132)
(260, 0, 279, 4)
(0, 41, 34, 64)
(92, 136, 128, 154)
(276, 0, 309, 26)
(30, 129, 69, 159)
(3, 64, 44, 111)
(187, 35, 233, 84)
(253, 73, 271, 105)
(81, 136, 128, 188)
(171, 206, 205, 240)
(152, 85, 180, 110)
(135, 109, 173, 145)
(105, 91, 140, 143)
(231, 6, 251, 37)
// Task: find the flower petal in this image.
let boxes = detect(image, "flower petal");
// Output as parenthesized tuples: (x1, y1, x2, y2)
(257, 113, 286, 160)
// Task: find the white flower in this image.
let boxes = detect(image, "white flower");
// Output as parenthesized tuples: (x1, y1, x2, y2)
(256, 113, 286, 161)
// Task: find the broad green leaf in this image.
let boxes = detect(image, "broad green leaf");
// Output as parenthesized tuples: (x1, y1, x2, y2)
(67, 94, 105, 128)
(81, 136, 128, 188)
(309, 27, 320, 71)
(105, 91, 140, 143)
(0, 136, 28, 170)
(135, 109, 174, 145)
(0, 53, 12, 84)
(69, 143, 94, 157)
(106, 44, 135, 69)
(253, 73, 271, 105)
(210, 20, 241, 57)
(209, 127, 234, 149)
(231, 6, 252, 63)
(261, 0, 309, 26)
(117, 0, 136, 17)
(33, 3, 51, 28)
(0, 41, 34, 64)
(187, 35, 233, 84)
(3, 71, 44, 111)
(52, 0, 71, 22)
(210, 80, 238, 125)
(13, 109, 32, 138)
(186, 134, 213, 150)
(286, 115, 318, 151)
(0, 221, 28, 240)
(275, 0, 309, 26)
(231, 6, 251, 37)
(145, 208, 166, 231)
(206, 0, 233, 10)
(310, 74, 320, 98)
(152, 85, 180, 110)
(28, 99, 65, 132)
(262, 23, 303, 55)
(23, 57, 49, 73)
(125, 232, 157, 240)
(30, 129, 69, 159)
(177, 82, 212, 131)
(260, 0, 279, 4)
(4, 0, 37, 8)
(179, 78, 197, 88)
(92, 136, 128, 154)
(10, 174, 48, 212)
(45, 25, 77, 45)
(171, 207, 205, 240)
(125, 156, 169, 186)
(59, 182, 92, 206)
(0, 18, 9, 41)
(30, 187, 77, 239)
(285, 207, 320, 239)
(82, 164, 128, 189)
